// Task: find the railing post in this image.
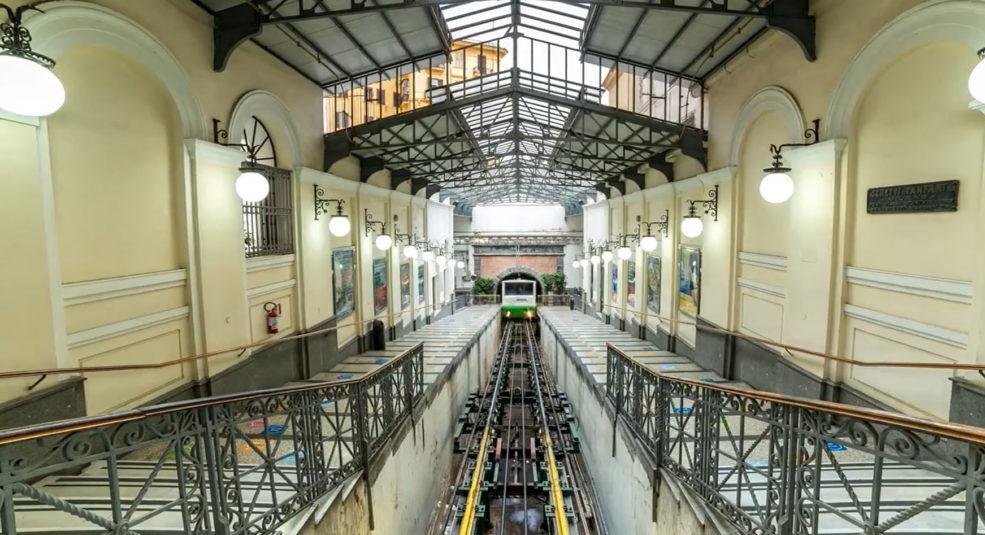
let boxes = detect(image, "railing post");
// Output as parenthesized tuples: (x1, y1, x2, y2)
(609, 347, 623, 458)
(198, 405, 230, 535)
(963, 443, 982, 534)
(351, 381, 376, 530)
(0, 447, 18, 534)
(403, 348, 417, 445)
(776, 405, 801, 535)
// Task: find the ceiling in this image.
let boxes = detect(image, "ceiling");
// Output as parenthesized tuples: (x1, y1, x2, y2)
(194, 0, 815, 212)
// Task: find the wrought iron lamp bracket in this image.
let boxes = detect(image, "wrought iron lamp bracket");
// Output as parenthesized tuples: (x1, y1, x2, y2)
(636, 210, 670, 238)
(766, 118, 820, 172)
(364, 209, 388, 237)
(211, 118, 263, 170)
(685, 184, 720, 222)
(0, 4, 55, 68)
(313, 185, 345, 221)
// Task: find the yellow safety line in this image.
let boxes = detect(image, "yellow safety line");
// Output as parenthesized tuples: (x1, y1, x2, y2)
(458, 426, 491, 535)
(543, 430, 571, 535)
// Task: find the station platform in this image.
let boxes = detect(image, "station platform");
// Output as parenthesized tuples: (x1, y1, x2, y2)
(290, 305, 499, 388)
(538, 308, 752, 390)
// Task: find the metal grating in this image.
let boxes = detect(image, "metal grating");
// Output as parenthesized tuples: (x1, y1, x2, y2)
(244, 165, 295, 258)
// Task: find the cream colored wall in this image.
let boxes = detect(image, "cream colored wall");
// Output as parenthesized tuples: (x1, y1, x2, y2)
(579, 0, 985, 421)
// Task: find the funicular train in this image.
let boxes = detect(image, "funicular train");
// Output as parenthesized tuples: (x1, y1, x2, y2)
(500, 279, 537, 320)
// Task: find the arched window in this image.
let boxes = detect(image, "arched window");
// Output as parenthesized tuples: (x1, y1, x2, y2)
(240, 116, 294, 257)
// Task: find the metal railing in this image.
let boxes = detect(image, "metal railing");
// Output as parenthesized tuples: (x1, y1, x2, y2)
(470, 294, 501, 306)
(605, 344, 985, 534)
(0, 343, 425, 534)
(537, 295, 573, 307)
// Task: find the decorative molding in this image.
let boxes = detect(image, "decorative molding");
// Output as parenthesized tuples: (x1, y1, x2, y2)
(700, 167, 736, 187)
(246, 254, 296, 273)
(247, 279, 297, 299)
(63, 270, 188, 305)
(67, 306, 190, 349)
(0, 109, 40, 127)
(738, 252, 788, 272)
(728, 86, 805, 167)
(843, 303, 968, 348)
(26, 1, 205, 139)
(845, 266, 973, 304)
(297, 167, 360, 193)
(826, 0, 985, 138)
(184, 139, 246, 167)
(737, 278, 787, 298)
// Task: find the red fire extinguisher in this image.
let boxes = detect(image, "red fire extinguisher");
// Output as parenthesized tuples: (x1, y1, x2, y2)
(264, 302, 281, 334)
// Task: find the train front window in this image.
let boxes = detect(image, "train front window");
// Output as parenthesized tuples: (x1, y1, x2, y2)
(504, 283, 534, 296)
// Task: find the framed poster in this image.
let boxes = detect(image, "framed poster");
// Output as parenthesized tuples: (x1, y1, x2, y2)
(678, 245, 701, 317)
(332, 247, 355, 319)
(611, 263, 618, 304)
(646, 255, 661, 313)
(626, 261, 636, 308)
(417, 264, 425, 304)
(372, 258, 387, 314)
(400, 263, 411, 310)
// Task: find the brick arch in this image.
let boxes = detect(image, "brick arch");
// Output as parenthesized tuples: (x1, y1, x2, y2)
(493, 267, 543, 295)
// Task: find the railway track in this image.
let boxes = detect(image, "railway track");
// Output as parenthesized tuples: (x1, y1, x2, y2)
(429, 321, 606, 535)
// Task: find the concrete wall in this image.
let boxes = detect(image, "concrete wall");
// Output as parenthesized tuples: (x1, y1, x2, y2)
(303, 314, 501, 535)
(582, 0, 985, 423)
(540, 320, 725, 535)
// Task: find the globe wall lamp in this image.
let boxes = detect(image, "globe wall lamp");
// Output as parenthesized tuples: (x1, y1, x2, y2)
(760, 119, 820, 204)
(393, 225, 419, 258)
(635, 210, 669, 252)
(364, 210, 394, 251)
(313, 186, 350, 237)
(572, 256, 584, 269)
(681, 185, 719, 238)
(969, 47, 985, 103)
(0, 4, 65, 117)
(212, 119, 272, 203)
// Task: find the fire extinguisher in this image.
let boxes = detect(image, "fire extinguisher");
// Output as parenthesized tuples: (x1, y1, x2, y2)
(264, 302, 281, 334)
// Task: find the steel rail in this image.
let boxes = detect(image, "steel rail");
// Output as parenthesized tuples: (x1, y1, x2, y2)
(456, 321, 515, 535)
(0, 340, 423, 446)
(525, 322, 571, 535)
(607, 342, 985, 446)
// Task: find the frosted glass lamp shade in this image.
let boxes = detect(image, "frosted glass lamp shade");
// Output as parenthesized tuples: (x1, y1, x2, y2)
(0, 55, 65, 117)
(572, 259, 580, 268)
(235, 171, 269, 202)
(328, 215, 351, 237)
(680, 216, 703, 238)
(617, 246, 632, 260)
(760, 172, 794, 204)
(601, 250, 614, 262)
(457, 260, 465, 269)
(436, 255, 447, 266)
(590, 255, 600, 265)
(375, 234, 393, 250)
(969, 54, 985, 103)
(403, 245, 417, 258)
(580, 259, 589, 268)
(640, 236, 658, 252)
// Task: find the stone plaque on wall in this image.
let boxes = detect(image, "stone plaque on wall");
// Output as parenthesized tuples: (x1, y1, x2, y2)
(866, 180, 959, 214)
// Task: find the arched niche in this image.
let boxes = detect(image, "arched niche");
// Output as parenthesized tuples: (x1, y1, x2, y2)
(228, 90, 302, 170)
(826, 0, 985, 139)
(728, 86, 805, 167)
(26, 1, 205, 140)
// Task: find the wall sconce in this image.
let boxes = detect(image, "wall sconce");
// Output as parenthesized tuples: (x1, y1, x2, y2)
(636, 210, 669, 252)
(365, 210, 394, 250)
(681, 185, 719, 238)
(0, 4, 64, 117)
(571, 256, 584, 269)
(588, 242, 603, 265)
(313, 185, 350, 236)
(613, 235, 633, 261)
(970, 47, 985, 102)
(761, 119, 820, 204)
(212, 119, 270, 203)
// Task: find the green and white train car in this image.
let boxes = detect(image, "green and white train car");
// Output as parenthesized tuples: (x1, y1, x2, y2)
(501, 279, 537, 319)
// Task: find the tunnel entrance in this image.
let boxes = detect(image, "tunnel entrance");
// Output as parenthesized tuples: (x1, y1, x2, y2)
(493, 267, 543, 296)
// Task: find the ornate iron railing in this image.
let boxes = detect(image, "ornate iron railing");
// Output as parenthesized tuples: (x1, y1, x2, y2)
(537, 295, 572, 307)
(0, 342, 424, 534)
(605, 344, 985, 534)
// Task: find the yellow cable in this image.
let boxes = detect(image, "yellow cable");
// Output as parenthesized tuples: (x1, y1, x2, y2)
(458, 426, 491, 535)
(542, 430, 570, 535)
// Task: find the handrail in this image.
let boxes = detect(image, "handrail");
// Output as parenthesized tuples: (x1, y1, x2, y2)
(0, 341, 426, 534)
(603, 343, 985, 534)
(0, 303, 459, 380)
(583, 300, 985, 371)
(0, 341, 423, 445)
(607, 343, 985, 445)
